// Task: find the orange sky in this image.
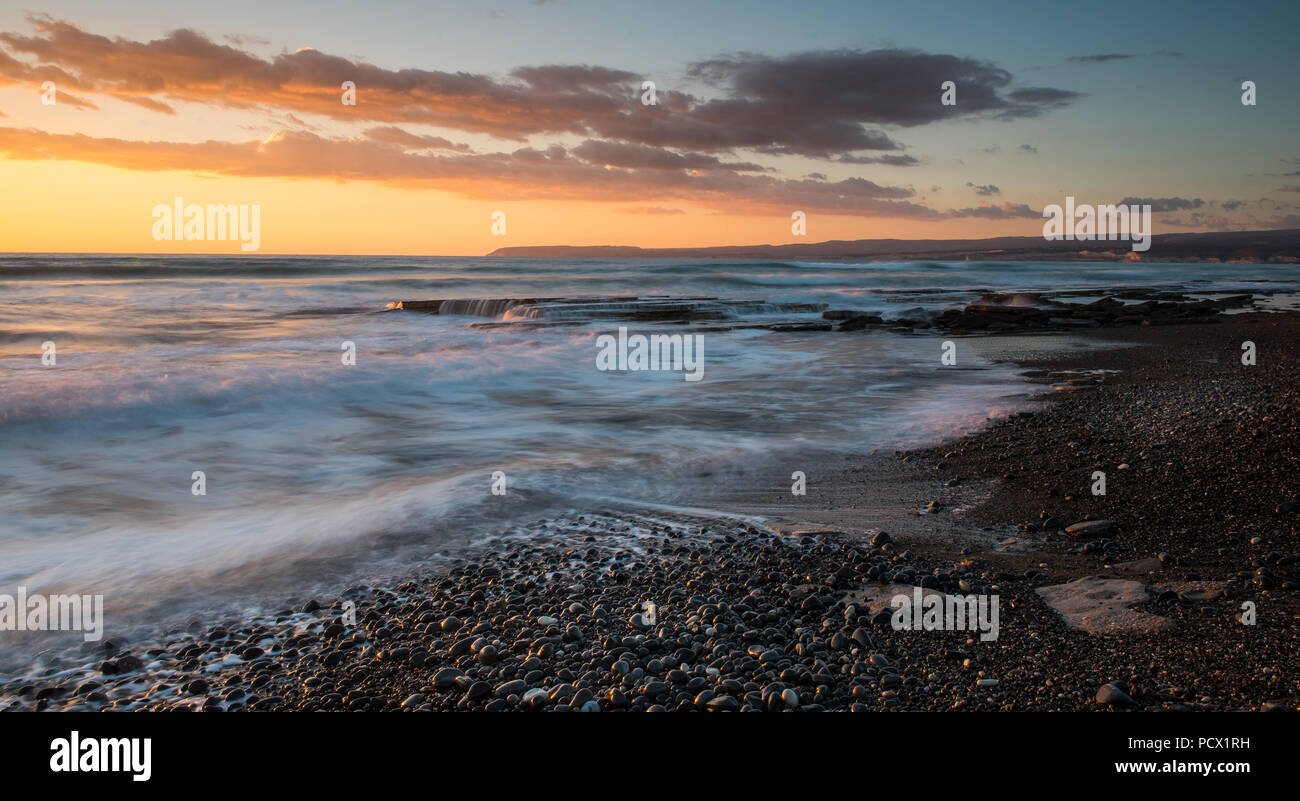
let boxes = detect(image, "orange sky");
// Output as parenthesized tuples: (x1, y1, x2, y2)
(2, 160, 1047, 256)
(1, 12, 1293, 255)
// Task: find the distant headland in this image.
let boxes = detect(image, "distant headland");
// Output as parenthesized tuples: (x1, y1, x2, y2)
(487, 229, 1300, 263)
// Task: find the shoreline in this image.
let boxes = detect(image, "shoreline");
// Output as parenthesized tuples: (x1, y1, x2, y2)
(2, 312, 1297, 712)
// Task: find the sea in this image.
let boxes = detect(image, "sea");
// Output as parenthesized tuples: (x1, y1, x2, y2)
(1, 254, 1295, 644)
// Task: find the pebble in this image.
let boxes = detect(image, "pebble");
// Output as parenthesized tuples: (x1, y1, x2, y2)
(1096, 683, 1136, 708)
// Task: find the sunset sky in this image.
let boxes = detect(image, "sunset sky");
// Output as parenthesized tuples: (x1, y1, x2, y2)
(1, 0, 1297, 255)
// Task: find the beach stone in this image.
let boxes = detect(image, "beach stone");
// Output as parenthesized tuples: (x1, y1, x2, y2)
(101, 655, 144, 675)
(1112, 557, 1163, 574)
(432, 668, 465, 690)
(1065, 520, 1116, 537)
(1037, 577, 1171, 633)
(1157, 580, 1229, 602)
(773, 688, 796, 710)
(523, 688, 549, 708)
(1096, 683, 1136, 707)
(401, 693, 424, 709)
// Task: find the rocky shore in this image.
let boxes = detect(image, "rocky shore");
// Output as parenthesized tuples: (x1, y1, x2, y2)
(2, 311, 1297, 713)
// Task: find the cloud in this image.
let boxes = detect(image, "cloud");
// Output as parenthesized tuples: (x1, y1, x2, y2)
(1005, 87, 1078, 108)
(1279, 186, 1300, 192)
(1019, 144, 1038, 154)
(1164, 212, 1232, 228)
(1119, 196, 1205, 212)
(687, 48, 1084, 138)
(1068, 54, 1135, 63)
(0, 18, 638, 140)
(1069, 51, 1184, 64)
(617, 206, 685, 215)
(0, 19, 1082, 160)
(570, 139, 769, 172)
(118, 95, 176, 114)
(948, 200, 1038, 219)
(363, 126, 473, 152)
(966, 182, 1000, 196)
(0, 125, 946, 218)
(837, 153, 919, 166)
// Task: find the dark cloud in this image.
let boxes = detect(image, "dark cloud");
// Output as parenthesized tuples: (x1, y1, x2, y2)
(1068, 54, 1135, 63)
(1006, 87, 1078, 109)
(0, 20, 1082, 162)
(1019, 144, 1038, 154)
(838, 153, 919, 166)
(1164, 212, 1232, 228)
(948, 201, 1038, 219)
(966, 182, 1000, 196)
(1070, 51, 1184, 64)
(688, 49, 1083, 135)
(1120, 196, 1205, 212)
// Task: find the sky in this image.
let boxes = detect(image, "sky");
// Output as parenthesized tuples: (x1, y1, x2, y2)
(0, 0, 1297, 255)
